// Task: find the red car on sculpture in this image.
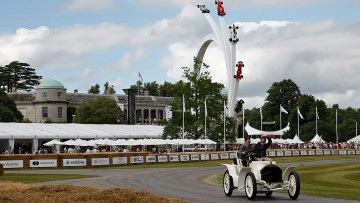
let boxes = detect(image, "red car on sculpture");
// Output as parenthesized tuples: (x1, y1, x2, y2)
(215, 0, 225, 16)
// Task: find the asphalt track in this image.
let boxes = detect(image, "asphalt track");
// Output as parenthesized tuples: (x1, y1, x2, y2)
(8, 158, 360, 203)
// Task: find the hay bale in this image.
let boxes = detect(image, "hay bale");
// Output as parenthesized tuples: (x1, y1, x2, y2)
(0, 164, 3, 176)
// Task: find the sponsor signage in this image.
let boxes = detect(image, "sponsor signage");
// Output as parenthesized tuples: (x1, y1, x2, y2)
(284, 151, 292, 156)
(92, 158, 109, 166)
(323, 150, 331, 155)
(220, 153, 229, 159)
(180, 155, 189, 162)
(348, 150, 355, 155)
(316, 150, 324, 155)
(130, 156, 144, 164)
(30, 159, 57, 168)
(300, 151, 307, 156)
(191, 154, 199, 161)
(276, 151, 284, 156)
(356, 150, 360, 155)
(211, 154, 219, 160)
(113, 157, 127, 165)
(169, 155, 179, 162)
(146, 156, 156, 163)
(308, 151, 315, 156)
(229, 152, 236, 159)
(268, 151, 276, 157)
(332, 150, 338, 155)
(339, 150, 347, 155)
(63, 159, 86, 167)
(0, 160, 23, 168)
(293, 151, 299, 156)
(201, 154, 209, 160)
(158, 155, 168, 163)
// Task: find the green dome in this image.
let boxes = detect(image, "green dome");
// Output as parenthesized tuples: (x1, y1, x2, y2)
(220, 88, 228, 97)
(37, 79, 65, 89)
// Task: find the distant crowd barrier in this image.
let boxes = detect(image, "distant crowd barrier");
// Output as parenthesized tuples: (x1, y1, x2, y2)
(0, 149, 359, 169)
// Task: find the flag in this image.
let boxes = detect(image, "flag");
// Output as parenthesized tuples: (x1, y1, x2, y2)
(138, 72, 144, 82)
(280, 105, 288, 114)
(260, 107, 263, 119)
(205, 98, 208, 117)
(182, 94, 185, 112)
(316, 107, 319, 120)
(297, 107, 304, 119)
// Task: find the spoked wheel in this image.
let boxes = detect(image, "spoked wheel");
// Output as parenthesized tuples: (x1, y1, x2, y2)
(265, 191, 273, 197)
(223, 170, 234, 196)
(245, 172, 257, 200)
(288, 171, 300, 200)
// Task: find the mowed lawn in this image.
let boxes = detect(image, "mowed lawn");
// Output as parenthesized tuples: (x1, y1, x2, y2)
(0, 173, 98, 183)
(208, 160, 360, 201)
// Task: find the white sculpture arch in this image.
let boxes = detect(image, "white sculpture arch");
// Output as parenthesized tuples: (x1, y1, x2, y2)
(196, 3, 241, 117)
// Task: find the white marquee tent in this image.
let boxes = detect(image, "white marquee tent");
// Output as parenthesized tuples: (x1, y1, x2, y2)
(245, 122, 290, 136)
(310, 134, 326, 143)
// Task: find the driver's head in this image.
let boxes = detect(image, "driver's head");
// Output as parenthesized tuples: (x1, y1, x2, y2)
(245, 138, 251, 145)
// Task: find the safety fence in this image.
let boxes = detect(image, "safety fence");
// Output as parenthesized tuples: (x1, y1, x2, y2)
(0, 149, 359, 169)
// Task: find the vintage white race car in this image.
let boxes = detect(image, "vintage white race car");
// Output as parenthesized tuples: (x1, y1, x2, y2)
(223, 152, 300, 200)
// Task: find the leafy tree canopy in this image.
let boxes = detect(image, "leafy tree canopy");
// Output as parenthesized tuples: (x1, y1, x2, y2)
(0, 89, 23, 122)
(75, 96, 126, 124)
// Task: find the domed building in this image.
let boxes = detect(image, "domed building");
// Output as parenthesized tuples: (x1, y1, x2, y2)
(9, 79, 68, 123)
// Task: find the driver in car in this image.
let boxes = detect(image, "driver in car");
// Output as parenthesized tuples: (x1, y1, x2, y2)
(254, 134, 272, 161)
(239, 137, 254, 166)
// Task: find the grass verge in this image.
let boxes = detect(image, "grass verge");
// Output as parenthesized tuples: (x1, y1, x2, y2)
(0, 174, 98, 183)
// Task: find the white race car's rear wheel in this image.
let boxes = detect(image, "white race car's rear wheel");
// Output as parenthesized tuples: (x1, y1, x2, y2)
(288, 171, 300, 200)
(223, 170, 234, 196)
(245, 172, 257, 200)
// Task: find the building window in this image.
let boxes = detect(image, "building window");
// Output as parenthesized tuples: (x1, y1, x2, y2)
(58, 107, 63, 119)
(42, 107, 48, 118)
(42, 92, 48, 98)
(57, 92, 62, 98)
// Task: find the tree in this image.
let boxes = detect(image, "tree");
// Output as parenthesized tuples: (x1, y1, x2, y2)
(143, 81, 159, 96)
(104, 82, 116, 94)
(162, 57, 236, 145)
(88, 84, 100, 94)
(159, 81, 174, 97)
(76, 96, 126, 124)
(0, 61, 42, 92)
(0, 89, 23, 122)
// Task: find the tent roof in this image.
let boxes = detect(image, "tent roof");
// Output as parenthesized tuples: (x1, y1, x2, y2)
(310, 134, 326, 143)
(0, 123, 163, 139)
(245, 122, 290, 136)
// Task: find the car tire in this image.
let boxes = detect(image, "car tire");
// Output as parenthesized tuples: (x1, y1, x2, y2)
(288, 171, 300, 200)
(245, 172, 257, 200)
(265, 191, 273, 197)
(223, 170, 234, 196)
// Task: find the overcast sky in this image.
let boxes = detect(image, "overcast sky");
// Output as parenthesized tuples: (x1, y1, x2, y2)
(0, 0, 359, 109)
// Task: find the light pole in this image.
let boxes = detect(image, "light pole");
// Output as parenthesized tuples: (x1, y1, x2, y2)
(356, 109, 358, 137)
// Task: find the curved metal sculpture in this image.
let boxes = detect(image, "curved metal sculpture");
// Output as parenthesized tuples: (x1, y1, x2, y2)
(196, 1, 241, 117)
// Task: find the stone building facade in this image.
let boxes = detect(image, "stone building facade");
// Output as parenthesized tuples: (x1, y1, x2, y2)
(9, 79, 173, 124)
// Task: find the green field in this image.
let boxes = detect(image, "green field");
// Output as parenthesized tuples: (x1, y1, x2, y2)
(0, 174, 98, 183)
(205, 158, 360, 201)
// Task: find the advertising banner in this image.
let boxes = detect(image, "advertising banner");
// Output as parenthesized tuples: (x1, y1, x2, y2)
(276, 151, 284, 156)
(293, 151, 299, 156)
(201, 154, 209, 160)
(113, 157, 128, 165)
(284, 151, 292, 156)
(339, 150, 347, 155)
(268, 151, 276, 157)
(130, 156, 144, 164)
(180, 155, 189, 162)
(0, 160, 23, 168)
(229, 152, 236, 159)
(308, 150, 315, 156)
(324, 150, 331, 155)
(30, 159, 57, 168)
(316, 150, 324, 155)
(63, 159, 86, 167)
(211, 154, 219, 160)
(146, 156, 156, 163)
(91, 158, 109, 166)
(191, 154, 199, 161)
(300, 151, 307, 156)
(169, 155, 179, 162)
(220, 153, 229, 159)
(158, 155, 168, 163)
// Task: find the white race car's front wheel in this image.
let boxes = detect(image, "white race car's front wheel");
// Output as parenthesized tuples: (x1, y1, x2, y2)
(223, 170, 234, 196)
(245, 172, 257, 200)
(288, 171, 300, 200)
